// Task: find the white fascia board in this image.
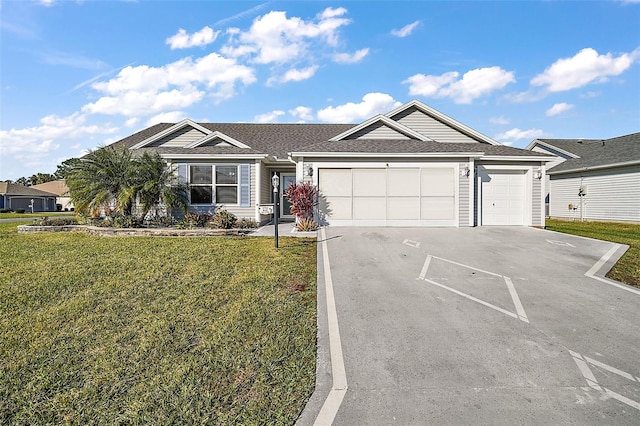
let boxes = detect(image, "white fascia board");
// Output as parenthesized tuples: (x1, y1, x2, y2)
(158, 153, 267, 160)
(547, 160, 640, 175)
(386, 100, 501, 146)
(480, 155, 554, 162)
(525, 139, 580, 159)
(130, 119, 211, 149)
(184, 131, 251, 149)
(328, 115, 431, 142)
(289, 151, 485, 158)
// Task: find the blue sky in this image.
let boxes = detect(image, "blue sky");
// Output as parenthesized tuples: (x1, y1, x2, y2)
(1, 0, 639, 181)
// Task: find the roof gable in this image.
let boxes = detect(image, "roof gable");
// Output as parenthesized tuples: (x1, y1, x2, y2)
(386, 100, 501, 145)
(329, 115, 430, 142)
(184, 131, 250, 149)
(130, 119, 211, 149)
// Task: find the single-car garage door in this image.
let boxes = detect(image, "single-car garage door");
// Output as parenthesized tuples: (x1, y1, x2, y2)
(481, 170, 525, 225)
(319, 167, 457, 226)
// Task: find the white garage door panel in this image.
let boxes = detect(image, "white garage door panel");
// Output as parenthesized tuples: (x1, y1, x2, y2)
(353, 197, 386, 220)
(353, 169, 386, 196)
(319, 167, 457, 226)
(421, 197, 455, 220)
(482, 170, 525, 226)
(388, 197, 421, 220)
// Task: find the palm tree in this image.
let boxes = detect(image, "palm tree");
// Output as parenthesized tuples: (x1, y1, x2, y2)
(66, 145, 136, 217)
(132, 152, 189, 218)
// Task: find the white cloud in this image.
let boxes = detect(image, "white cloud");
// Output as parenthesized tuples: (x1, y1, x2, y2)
(146, 111, 187, 126)
(253, 110, 285, 123)
(279, 65, 319, 83)
(289, 106, 314, 122)
(391, 20, 420, 37)
(580, 91, 601, 99)
(37, 0, 55, 6)
(545, 103, 574, 117)
(531, 47, 640, 92)
(166, 26, 220, 49)
(316, 93, 402, 123)
(404, 66, 515, 104)
(490, 116, 510, 125)
(82, 53, 256, 117)
(124, 117, 139, 127)
(220, 7, 351, 64)
(495, 128, 549, 142)
(332, 48, 369, 64)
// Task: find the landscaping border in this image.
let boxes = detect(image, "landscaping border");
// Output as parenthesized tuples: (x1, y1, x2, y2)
(17, 224, 253, 237)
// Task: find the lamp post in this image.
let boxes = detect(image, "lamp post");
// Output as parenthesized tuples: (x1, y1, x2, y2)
(272, 173, 279, 248)
(29, 199, 34, 214)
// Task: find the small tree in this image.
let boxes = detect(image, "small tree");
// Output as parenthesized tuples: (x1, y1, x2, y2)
(283, 181, 318, 221)
(132, 152, 189, 218)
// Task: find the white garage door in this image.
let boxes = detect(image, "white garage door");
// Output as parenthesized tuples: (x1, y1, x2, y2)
(481, 170, 525, 225)
(319, 167, 456, 226)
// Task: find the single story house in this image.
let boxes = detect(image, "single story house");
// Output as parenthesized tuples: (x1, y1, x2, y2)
(0, 182, 57, 212)
(114, 100, 551, 227)
(32, 179, 74, 211)
(526, 132, 639, 223)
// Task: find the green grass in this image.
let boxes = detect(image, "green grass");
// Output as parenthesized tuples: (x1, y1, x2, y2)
(0, 212, 74, 219)
(0, 222, 317, 425)
(545, 219, 640, 288)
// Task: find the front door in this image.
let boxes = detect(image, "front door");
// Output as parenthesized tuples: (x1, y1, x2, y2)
(281, 173, 296, 217)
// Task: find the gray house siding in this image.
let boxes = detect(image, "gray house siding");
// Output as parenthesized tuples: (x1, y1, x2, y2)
(346, 122, 411, 140)
(458, 161, 470, 227)
(549, 165, 640, 222)
(390, 106, 478, 143)
(150, 127, 207, 147)
(532, 173, 542, 227)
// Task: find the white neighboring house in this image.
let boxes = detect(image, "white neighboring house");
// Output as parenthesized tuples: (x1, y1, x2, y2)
(527, 132, 640, 223)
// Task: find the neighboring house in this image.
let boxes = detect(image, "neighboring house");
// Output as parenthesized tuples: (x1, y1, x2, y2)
(527, 132, 640, 222)
(32, 179, 74, 211)
(114, 100, 551, 227)
(0, 182, 57, 212)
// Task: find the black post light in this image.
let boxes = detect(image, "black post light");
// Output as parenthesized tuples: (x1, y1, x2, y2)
(272, 173, 280, 248)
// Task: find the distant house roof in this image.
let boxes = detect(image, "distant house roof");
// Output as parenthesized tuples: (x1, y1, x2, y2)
(536, 132, 640, 175)
(32, 179, 69, 196)
(0, 182, 57, 197)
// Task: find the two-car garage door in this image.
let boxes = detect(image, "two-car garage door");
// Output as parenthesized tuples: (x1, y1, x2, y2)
(319, 167, 456, 226)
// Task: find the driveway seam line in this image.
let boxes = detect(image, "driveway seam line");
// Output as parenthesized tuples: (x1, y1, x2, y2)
(584, 244, 640, 296)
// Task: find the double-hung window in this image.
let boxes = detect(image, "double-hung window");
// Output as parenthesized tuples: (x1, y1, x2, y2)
(186, 164, 240, 205)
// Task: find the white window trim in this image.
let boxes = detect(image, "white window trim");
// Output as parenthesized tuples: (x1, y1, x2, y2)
(187, 164, 240, 206)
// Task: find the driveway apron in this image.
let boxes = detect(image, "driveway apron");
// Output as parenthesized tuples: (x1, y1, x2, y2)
(307, 227, 640, 425)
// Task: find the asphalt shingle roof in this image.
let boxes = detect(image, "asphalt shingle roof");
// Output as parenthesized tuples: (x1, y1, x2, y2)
(113, 122, 546, 159)
(538, 132, 640, 174)
(0, 182, 57, 197)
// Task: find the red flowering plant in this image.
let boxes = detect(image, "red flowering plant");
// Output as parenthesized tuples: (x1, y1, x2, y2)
(283, 181, 319, 230)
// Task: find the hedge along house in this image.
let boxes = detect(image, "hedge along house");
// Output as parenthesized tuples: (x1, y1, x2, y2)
(527, 132, 640, 223)
(116, 100, 552, 227)
(0, 182, 57, 212)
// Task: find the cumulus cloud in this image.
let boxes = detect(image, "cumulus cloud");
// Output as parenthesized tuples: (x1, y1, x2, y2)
(289, 106, 314, 121)
(531, 47, 640, 92)
(495, 128, 549, 142)
(166, 26, 220, 49)
(545, 103, 574, 117)
(391, 21, 420, 37)
(82, 53, 256, 117)
(490, 116, 510, 125)
(254, 110, 285, 123)
(269, 65, 319, 85)
(332, 48, 369, 64)
(146, 111, 187, 126)
(316, 93, 402, 123)
(403, 66, 515, 104)
(220, 7, 351, 64)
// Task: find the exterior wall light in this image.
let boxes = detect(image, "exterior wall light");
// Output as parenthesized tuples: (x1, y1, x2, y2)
(307, 166, 313, 177)
(460, 165, 470, 178)
(534, 168, 542, 179)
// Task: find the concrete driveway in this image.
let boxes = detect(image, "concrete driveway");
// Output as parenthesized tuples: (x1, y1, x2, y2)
(299, 227, 640, 425)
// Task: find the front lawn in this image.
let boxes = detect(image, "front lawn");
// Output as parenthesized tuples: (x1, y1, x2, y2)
(0, 223, 317, 424)
(545, 219, 640, 288)
(0, 212, 74, 219)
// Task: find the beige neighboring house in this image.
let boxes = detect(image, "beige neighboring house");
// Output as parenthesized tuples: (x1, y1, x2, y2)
(32, 179, 74, 211)
(0, 182, 57, 212)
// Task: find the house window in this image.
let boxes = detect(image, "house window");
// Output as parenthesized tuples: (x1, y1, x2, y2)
(215, 165, 238, 204)
(187, 164, 239, 205)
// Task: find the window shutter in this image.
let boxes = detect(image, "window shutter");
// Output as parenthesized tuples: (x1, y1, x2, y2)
(239, 164, 250, 207)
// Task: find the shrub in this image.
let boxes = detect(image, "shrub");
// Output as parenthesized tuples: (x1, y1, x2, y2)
(283, 182, 318, 220)
(237, 218, 258, 229)
(39, 217, 78, 226)
(111, 214, 144, 228)
(15, 209, 25, 214)
(211, 210, 237, 229)
(296, 218, 318, 232)
(184, 212, 212, 228)
(0, 208, 11, 213)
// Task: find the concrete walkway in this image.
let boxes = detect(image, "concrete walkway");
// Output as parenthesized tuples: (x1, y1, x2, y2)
(250, 221, 317, 238)
(299, 227, 640, 425)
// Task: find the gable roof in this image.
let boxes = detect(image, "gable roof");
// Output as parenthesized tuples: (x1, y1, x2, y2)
(533, 132, 640, 174)
(386, 100, 501, 145)
(32, 180, 69, 196)
(0, 182, 57, 197)
(328, 115, 431, 142)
